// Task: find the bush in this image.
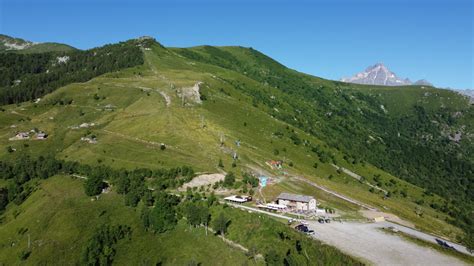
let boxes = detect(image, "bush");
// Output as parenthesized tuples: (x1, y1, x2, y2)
(84, 175, 106, 196)
(19, 250, 31, 261)
(265, 249, 282, 265)
(81, 224, 131, 265)
(223, 172, 236, 188)
(212, 212, 230, 236)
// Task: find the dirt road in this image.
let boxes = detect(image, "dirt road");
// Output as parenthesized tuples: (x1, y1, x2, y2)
(307, 221, 468, 265)
(228, 203, 471, 265)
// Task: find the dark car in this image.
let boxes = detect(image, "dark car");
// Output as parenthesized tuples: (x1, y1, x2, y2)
(295, 224, 309, 232)
(435, 238, 456, 250)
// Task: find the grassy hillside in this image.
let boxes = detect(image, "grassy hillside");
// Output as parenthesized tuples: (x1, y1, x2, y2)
(0, 176, 250, 265)
(0, 37, 473, 263)
(174, 44, 473, 235)
(16, 42, 77, 54)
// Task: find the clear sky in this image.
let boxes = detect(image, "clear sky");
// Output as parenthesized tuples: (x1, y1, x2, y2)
(1, 0, 472, 89)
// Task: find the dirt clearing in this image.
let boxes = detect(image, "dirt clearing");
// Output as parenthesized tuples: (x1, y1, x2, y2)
(180, 173, 224, 190)
(360, 210, 414, 228)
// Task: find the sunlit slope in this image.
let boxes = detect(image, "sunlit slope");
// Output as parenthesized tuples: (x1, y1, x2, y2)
(0, 41, 467, 240)
(174, 44, 473, 236)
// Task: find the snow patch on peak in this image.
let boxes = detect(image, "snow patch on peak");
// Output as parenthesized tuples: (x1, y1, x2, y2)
(341, 63, 430, 87)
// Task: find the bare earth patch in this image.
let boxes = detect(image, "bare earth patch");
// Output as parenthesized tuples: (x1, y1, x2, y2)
(360, 210, 415, 228)
(180, 173, 225, 190)
(177, 82, 202, 104)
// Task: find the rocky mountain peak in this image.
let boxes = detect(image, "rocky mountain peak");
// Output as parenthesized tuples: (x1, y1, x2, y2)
(341, 63, 432, 87)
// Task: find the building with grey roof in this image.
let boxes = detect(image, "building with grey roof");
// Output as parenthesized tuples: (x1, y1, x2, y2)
(277, 192, 316, 211)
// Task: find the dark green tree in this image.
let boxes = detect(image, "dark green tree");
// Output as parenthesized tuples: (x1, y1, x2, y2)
(148, 192, 179, 233)
(84, 174, 105, 197)
(212, 212, 230, 236)
(265, 249, 282, 266)
(223, 172, 235, 188)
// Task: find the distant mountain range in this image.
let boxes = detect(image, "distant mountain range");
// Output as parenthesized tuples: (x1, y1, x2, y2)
(454, 89, 474, 100)
(341, 63, 433, 87)
(0, 34, 76, 53)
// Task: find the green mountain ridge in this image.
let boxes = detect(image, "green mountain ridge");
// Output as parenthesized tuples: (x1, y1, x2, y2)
(0, 34, 77, 53)
(0, 36, 473, 264)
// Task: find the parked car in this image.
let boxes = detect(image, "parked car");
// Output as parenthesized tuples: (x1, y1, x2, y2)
(295, 224, 309, 233)
(307, 230, 315, 235)
(435, 239, 456, 250)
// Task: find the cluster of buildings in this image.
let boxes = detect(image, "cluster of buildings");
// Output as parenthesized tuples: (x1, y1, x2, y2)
(80, 136, 97, 144)
(69, 122, 96, 130)
(9, 130, 48, 141)
(266, 160, 283, 169)
(225, 191, 318, 212)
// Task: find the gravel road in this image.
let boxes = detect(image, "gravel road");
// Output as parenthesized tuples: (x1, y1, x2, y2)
(307, 221, 468, 265)
(228, 203, 471, 265)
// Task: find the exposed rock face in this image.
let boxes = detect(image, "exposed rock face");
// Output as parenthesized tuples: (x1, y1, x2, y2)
(177, 82, 203, 105)
(0, 34, 34, 51)
(341, 63, 432, 87)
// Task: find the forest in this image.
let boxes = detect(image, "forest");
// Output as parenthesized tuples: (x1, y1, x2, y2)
(0, 40, 144, 104)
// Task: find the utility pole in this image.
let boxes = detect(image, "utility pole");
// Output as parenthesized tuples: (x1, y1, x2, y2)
(200, 115, 205, 128)
(219, 132, 225, 146)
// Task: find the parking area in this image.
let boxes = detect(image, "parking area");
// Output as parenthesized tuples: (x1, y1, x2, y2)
(307, 221, 468, 265)
(228, 202, 471, 265)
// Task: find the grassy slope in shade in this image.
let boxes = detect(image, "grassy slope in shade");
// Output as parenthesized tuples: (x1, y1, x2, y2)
(0, 176, 361, 265)
(0, 176, 249, 265)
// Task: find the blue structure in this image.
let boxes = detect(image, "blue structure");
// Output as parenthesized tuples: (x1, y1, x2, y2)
(259, 176, 268, 187)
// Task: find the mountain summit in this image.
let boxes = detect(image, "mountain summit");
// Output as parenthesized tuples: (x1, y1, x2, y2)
(341, 63, 432, 87)
(0, 34, 76, 53)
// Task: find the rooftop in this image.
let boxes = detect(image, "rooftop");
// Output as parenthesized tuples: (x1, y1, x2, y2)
(277, 192, 314, 203)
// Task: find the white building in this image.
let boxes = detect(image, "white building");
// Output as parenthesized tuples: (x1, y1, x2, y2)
(277, 193, 317, 211)
(224, 195, 252, 204)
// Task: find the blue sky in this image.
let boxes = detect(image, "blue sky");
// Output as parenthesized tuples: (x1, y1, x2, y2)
(1, 0, 472, 89)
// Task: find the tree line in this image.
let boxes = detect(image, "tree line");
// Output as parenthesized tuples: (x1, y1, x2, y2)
(0, 154, 194, 213)
(0, 40, 144, 105)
